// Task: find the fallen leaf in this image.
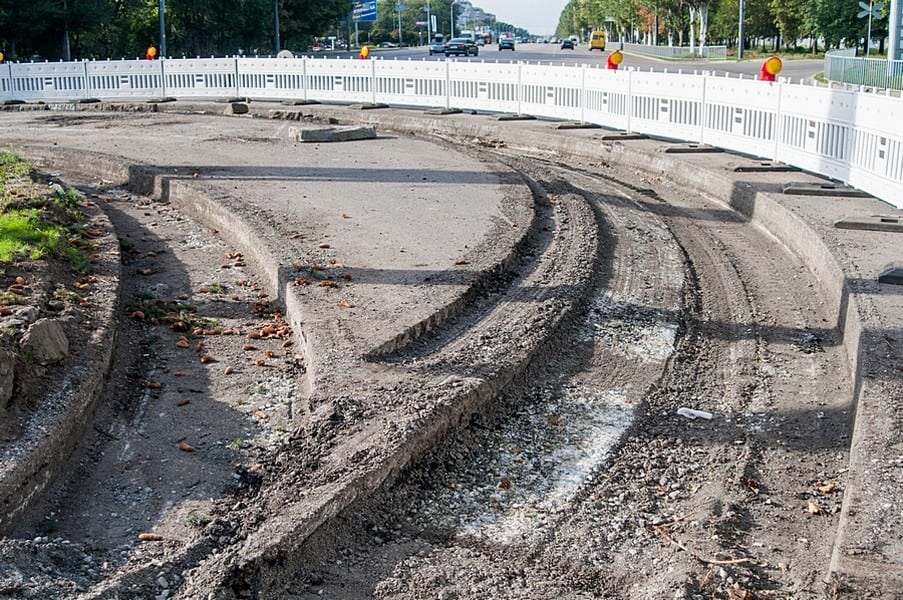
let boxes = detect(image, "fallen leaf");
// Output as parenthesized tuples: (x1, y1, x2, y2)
(177, 398, 190, 407)
(131, 310, 146, 320)
(319, 280, 338, 288)
(224, 365, 235, 375)
(265, 350, 276, 358)
(247, 332, 262, 340)
(253, 410, 267, 420)
(341, 213, 351, 219)
(254, 359, 266, 366)
(339, 299, 354, 309)
(15, 276, 25, 285)
(454, 259, 469, 265)
(176, 337, 190, 349)
(317, 243, 331, 249)
(816, 482, 837, 494)
(179, 441, 195, 452)
(137, 533, 164, 541)
(137, 268, 153, 276)
(243, 345, 258, 351)
(807, 500, 822, 515)
(200, 354, 217, 364)
(281, 340, 294, 348)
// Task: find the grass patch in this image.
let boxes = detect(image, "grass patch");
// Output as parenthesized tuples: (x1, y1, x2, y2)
(0, 152, 92, 273)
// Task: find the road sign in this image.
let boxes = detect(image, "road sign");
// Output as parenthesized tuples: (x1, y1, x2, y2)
(858, 0, 884, 17)
(353, 0, 377, 22)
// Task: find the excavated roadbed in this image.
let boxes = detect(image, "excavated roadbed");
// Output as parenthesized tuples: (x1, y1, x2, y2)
(0, 101, 899, 599)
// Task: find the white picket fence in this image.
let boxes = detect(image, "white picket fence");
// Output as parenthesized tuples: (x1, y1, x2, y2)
(2, 56, 901, 209)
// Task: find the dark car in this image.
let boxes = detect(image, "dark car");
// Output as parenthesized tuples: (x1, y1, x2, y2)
(429, 40, 446, 55)
(560, 38, 575, 50)
(444, 38, 478, 56)
(498, 37, 515, 51)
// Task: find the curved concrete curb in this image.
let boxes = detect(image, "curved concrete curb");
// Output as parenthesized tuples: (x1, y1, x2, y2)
(0, 188, 121, 533)
(254, 102, 902, 594)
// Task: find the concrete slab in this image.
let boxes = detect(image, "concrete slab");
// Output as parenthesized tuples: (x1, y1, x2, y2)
(292, 125, 377, 142)
(662, 144, 723, 154)
(783, 182, 872, 197)
(554, 121, 601, 130)
(732, 161, 801, 173)
(835, 214, 903, 232)
(878, 264, 903, 284)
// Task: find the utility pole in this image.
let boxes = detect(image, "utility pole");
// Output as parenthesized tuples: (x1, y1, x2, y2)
(738, 0, 745, 59)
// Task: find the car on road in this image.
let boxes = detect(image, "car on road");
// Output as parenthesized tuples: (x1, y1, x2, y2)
(429, 40, 446, 55)
(498, 37, 515, 51)
(560, 38, 575, 50)
(475, 38, 485, 46)
(444, 38, 478, 56)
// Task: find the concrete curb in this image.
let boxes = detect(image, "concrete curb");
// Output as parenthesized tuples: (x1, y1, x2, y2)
(250, 102, 902, 594)
(0, 185, 121, 532)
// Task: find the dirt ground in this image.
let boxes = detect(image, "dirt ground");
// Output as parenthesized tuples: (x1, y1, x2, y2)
(0, 109, 876, 599)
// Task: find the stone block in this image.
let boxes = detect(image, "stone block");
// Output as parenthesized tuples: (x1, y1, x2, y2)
(20, 318, 69, 364)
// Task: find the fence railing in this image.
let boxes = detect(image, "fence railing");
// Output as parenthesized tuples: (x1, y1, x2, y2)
(1, 56, 901, 209)
(621, 42, 728, 60)
(825, 48, 903, 91)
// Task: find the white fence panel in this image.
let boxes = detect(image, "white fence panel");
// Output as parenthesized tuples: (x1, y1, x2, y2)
(304, 58, 372, 104)
(582, 68, 631, 131)
(1, 57, 901, 209)
(627, 70, 705, 142)
(447, 61, 519, 113)
(6, 62, 88, 101)
(86, 60, 163, 99)
(701, 77, 781, 158)
(373, 59, 446, 108)
(519, 63, 585, 121)
(775, 85, 856, 183)
(845, 92, 903, 202)
(237, 57, 308, 100)
(162, 58, 238, 99)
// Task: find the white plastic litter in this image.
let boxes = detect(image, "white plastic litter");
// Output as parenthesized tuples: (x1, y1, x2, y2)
(677, 407, 713, 420)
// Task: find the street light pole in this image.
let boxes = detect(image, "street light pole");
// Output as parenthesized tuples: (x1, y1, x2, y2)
(737, 0, 745, 59)
(450, 0, 458, 38)
(159, 0, 167, 57)
(274, 0, 281, 53)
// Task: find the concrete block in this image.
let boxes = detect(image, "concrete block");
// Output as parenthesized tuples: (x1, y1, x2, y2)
(782, 182, 871, 197)
(295, 126, 377, 143)
(835, 215, 903, 233)
(597, 132, 647, 141)
(424, 108, 463, 115)
(878, 264, 903, 285)
(224, 102, 249, 115)
(496, 113, 536, 121)
(732, 161, 800, 173)
(663, 144, 723, 154)
(347, 103, 389, 110)
(554, 121, 601, 130)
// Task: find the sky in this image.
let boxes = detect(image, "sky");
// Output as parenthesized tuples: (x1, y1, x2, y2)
(474, 1, 569, 36)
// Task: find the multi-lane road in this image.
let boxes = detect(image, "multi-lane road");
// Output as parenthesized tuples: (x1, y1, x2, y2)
(313, 42, 824, 83)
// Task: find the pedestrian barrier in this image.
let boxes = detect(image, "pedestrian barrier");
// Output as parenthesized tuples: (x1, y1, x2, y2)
(620, 42, 728, 61)
(1, 56, 901, 209)
(825, 48, 903, 91)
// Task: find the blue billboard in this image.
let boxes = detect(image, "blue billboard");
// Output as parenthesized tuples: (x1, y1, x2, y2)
(353, 1, 378, 22)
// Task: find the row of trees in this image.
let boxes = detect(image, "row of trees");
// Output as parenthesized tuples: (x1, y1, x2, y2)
(555, 0, 889, 53)
(0, 0, 353, 61)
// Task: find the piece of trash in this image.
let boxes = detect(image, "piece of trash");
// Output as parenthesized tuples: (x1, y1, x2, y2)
(677, 407, 713, 420)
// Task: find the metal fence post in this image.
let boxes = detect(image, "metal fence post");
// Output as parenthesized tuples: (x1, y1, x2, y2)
(302, 58, 308, 102)
(83, 60, 90, 99)
(371, 56, 377, 105)
(445, 60, 451, 110)
(517, 62, 523, 115)
(161, 58, 167, 98)
(626, 69, 633, 133)
(699, 72, 707, 145)
(773, 81, 784, 162)
(580, 65, 586, 124)
(234, 57, 241, 98)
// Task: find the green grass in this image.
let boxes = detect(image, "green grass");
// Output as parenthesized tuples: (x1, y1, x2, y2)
(0, 152, 92, 272)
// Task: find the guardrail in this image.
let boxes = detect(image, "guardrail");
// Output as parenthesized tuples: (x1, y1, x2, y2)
(1, 56, 901, 209)
(621, 42, 728, 60)
(824, 48, 903, 91)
